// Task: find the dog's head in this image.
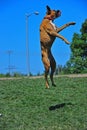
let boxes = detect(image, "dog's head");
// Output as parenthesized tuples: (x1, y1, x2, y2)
(45, 5, 61, 20)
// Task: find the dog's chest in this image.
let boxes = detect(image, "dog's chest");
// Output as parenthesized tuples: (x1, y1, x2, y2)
(50, 21, 56, 30)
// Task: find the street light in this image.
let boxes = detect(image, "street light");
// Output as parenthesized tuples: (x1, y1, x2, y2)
(25, 11, 39, 76)
(26, 12, 39, 17)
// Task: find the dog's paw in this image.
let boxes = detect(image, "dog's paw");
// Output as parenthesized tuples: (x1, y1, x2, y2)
(46, 82, 50, 89)
(71, 22, 76, 25)
(64, 40, 70, 45)
(69, 22, 76, 25)
(52, 83, 56, 87)
(66, 41, 70, 44)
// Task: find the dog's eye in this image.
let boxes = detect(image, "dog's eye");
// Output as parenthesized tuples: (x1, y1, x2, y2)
(46, 11, 51, 15)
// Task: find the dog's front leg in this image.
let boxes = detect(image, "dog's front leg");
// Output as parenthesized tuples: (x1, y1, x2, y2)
(47, 30, 70, 44)
(57, 33, 70, 44)
(56, 22, 76, 33)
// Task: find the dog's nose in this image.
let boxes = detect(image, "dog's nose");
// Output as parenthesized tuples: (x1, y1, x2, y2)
(56, 10, 61, 17)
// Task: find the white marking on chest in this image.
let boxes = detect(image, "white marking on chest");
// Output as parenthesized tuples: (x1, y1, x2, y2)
(50, 21, 56, 30)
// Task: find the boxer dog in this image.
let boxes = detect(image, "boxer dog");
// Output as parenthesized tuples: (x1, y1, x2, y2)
(40, 5, 76, 88)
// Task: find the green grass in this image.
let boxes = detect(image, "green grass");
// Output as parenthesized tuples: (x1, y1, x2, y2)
(0, 76, 87, 130)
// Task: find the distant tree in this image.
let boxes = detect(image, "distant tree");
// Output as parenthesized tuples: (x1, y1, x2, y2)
(29, 72, 33, 76)
(6, 73, 11, 77)
(66, 19, 87, 73)
(55, 64, 63, 75)
(37, 72, 40, 76)
(13, 72, 22, 77)
(0, 73, 5, 77)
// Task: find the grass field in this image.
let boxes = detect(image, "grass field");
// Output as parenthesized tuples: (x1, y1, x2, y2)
(0, 76, 87, 130)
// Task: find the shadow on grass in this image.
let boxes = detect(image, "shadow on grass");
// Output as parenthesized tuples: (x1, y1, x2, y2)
(49, 102, 73, 111)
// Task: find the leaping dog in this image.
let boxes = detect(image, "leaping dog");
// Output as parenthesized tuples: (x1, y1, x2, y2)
(40, 6, 76, 88)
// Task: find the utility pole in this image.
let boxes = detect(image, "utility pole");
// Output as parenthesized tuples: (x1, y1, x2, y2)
(6, 50, 13, 75)
(6, 50, 16, 75)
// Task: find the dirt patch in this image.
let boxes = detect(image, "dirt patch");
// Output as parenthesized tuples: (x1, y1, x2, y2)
(0, 74, 87, 80)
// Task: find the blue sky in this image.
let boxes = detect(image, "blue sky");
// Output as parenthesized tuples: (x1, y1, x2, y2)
(0, 0, 87, 75)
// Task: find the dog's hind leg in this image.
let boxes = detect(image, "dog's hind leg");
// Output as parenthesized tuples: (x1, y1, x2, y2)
(49, 52, 56, 86)
(45, 69, 50, 88)
(42, 50, 50, 88)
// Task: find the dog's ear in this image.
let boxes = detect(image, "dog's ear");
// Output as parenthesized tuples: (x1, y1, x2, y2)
(46, 5, 51, 15)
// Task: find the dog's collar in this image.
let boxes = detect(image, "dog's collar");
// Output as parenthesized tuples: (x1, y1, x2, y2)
(44, 16, 54, 21)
